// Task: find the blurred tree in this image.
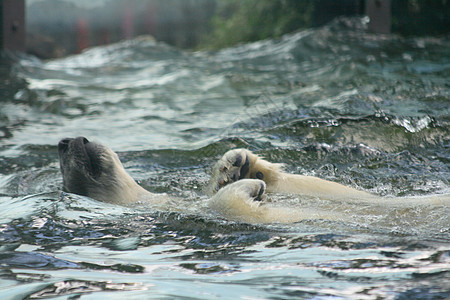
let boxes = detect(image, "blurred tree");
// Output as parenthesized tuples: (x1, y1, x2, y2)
(202, 0, 449, 49)
(202, 0, 313, 49)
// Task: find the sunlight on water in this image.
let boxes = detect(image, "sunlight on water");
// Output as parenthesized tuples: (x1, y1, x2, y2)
(0, 18, 449, 299)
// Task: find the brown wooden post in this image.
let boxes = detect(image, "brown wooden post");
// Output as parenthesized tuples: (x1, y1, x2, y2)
(0, 0, 25, 52)
(366, 0, 391, 34)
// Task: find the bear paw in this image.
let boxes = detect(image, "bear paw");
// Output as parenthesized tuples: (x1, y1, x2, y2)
(211, 179, 267, 207)
(209, 149, 262, 193)
(239, 179, 266, 203)
(208, 179, 269, 223)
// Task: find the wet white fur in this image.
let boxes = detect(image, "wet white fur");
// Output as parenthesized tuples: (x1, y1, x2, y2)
(75, 146, 450, 224)
(206, 149, 450, 223)
(86, 147, 162, 205)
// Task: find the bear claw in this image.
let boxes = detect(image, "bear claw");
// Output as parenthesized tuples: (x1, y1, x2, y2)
(253, 182, 265, 202)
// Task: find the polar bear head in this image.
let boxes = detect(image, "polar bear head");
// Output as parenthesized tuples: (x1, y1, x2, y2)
(57, 137, 141, 203)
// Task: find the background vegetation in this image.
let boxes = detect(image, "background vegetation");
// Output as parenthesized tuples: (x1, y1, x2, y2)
(202, 0, 449, 49)
(203, 0, 314, 49)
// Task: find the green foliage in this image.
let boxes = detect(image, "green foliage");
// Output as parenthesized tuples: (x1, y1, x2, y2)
(202, 0, 313, 49)
(201, 0, 449, 50)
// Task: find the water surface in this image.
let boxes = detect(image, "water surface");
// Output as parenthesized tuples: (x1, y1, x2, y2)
(0, 18, 449, 299)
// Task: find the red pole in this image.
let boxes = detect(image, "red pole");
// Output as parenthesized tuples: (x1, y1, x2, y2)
(121, 5, 134, 39)
(76, 19, 89, 53)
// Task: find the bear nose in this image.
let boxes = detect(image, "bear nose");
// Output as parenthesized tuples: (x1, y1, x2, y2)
(58, 138, 73, 153)
(75, 136, 89, 145)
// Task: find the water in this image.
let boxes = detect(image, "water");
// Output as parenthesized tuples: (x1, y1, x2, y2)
(1, 18, 449, 299)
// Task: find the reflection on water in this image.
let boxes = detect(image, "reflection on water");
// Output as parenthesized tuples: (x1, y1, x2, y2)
(0, 18, 449, 299)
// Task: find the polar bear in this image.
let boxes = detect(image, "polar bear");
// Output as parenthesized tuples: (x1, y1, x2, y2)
(58, 137, 449, 224)
(57, 137, 268, 220)
(206, 148, 450, 224)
